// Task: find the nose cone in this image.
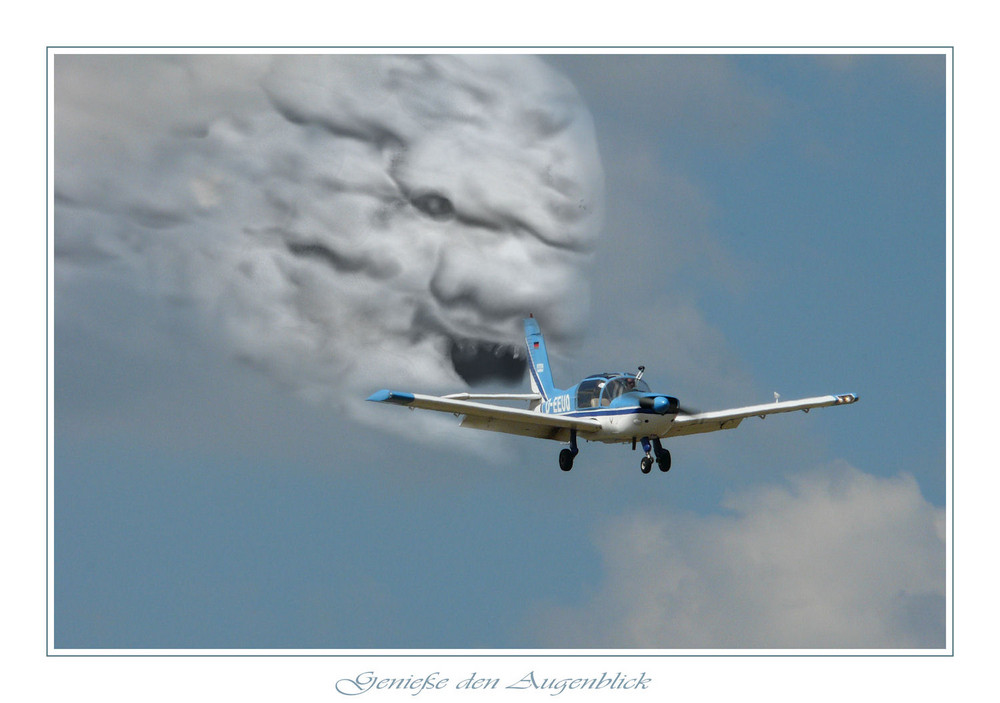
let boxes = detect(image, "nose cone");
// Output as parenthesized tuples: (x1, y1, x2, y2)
(639, 394, 680, 414)
(654, 395, 684, 414)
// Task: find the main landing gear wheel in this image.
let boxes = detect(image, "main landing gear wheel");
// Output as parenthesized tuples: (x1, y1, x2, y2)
(640, 456, 654, 474)
(559, 429, 579, 472)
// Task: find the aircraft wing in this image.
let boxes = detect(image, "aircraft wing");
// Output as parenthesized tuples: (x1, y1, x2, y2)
(664, 393, 858, 437)
(366, 390, 604, 439)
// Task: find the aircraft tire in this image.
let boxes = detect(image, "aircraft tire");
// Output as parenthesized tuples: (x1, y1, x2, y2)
(657, 450, 671, 472)
(640, 456, 653, 474)
(559, 449, 575, 472)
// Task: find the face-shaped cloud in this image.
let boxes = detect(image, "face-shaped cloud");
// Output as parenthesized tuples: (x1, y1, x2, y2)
(54, 54, 604, 426)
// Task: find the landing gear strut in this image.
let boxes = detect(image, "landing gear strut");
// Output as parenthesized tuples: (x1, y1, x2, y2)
(639, 437, 671, 474)
(652, 437, 671, 472)
(559, 429, 579, 471)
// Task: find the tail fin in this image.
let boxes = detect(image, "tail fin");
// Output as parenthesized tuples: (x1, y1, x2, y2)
(524, 316, 556, 401)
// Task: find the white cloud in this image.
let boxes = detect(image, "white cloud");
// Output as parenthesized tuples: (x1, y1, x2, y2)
(532, 462, 945, 648)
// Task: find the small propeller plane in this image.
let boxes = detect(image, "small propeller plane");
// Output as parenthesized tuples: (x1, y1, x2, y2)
(367, 316, 858, 473)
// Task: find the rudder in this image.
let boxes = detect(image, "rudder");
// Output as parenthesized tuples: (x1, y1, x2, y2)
(524, 316, 556, 401)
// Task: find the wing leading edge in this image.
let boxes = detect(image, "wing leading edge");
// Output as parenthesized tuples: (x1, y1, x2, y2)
(664, 393, 858, 437)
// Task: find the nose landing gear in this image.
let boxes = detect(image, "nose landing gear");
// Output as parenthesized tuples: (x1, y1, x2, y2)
(639, 436, 671, 474)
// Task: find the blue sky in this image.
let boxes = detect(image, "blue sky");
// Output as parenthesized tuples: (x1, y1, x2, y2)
(548, 53, 946, 505)
(52, 52, 946, 650)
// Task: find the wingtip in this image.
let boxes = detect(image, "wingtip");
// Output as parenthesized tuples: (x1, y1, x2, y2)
(367, 389, 416, 405)
(836, 393, 859, 404)
(366, 389, 391, 402)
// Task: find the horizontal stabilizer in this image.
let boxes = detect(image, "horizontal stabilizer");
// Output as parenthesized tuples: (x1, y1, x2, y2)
(443, 392, 541, 402)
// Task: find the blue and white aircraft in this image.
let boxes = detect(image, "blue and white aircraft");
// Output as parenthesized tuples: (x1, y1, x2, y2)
(368, 316, 858, 473)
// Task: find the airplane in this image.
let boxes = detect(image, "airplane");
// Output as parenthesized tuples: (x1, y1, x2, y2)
(367, 316, 858, 474)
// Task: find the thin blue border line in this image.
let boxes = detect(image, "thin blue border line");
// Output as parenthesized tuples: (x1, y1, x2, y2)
(46, 45, 955, 49)
(45, 45, 955, 658)
(949, 45, 956, 656)
(45, 47, 51, 658)
(49, 652, 948, 658)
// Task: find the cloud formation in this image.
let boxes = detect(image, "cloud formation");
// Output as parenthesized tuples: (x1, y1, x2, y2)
(532, 463, 945, 648)
(54, 54, 604, 429)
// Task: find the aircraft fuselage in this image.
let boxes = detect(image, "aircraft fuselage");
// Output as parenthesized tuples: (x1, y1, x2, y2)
(528, 370, 680, 444)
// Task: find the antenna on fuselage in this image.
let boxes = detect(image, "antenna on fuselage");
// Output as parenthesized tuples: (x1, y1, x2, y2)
(636, 365, 645, 382)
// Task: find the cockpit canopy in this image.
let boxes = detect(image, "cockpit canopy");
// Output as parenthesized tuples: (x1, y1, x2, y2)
(576, 373, 650, 408)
